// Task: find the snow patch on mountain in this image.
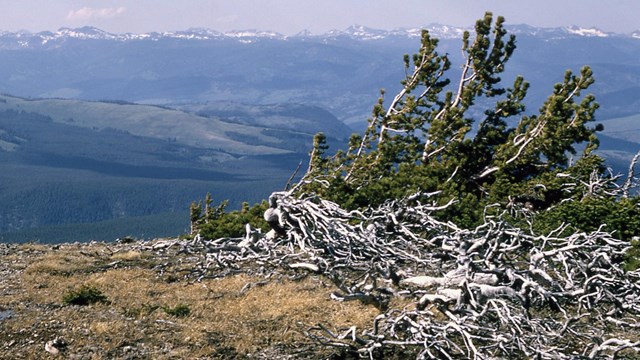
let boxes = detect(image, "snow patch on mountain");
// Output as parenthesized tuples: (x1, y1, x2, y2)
(0, 23, 635, 49)
(565, 26, 610, 37)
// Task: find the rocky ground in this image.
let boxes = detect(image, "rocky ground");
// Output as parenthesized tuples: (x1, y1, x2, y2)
(0, 240, 385, 359)
(3, 228, 639, 359)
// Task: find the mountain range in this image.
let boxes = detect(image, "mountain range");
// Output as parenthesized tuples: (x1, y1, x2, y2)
(0, 24, 639, 123)
(1, 24, 638, 46)
(0, 23, 638, 242)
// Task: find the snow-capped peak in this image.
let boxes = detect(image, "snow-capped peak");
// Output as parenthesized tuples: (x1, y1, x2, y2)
(55, 26, 118, 40)
(0, 24, 635, 50)
(422, 24, 469, 39)
(222, 29, 284, 39)
(311, 24, 468, 41)
(565, 26, 609, 37)
(343, 25, 388, 40)
(318, 25, 387, 40)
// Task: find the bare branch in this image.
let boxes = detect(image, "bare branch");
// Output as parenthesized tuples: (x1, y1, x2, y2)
(623, 150, 640, 198)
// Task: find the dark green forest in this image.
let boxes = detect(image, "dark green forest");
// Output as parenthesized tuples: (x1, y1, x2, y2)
(0, 109, 300, 242)
(0, 212, 186, 243)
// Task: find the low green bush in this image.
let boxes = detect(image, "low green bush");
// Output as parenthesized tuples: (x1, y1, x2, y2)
(163, 303, 191, 317)
(62, 285, 109, 306)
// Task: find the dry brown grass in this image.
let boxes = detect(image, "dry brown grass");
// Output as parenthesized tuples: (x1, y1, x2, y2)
(0, 242, 381, 359)
(24, 253, 95, 276)
(109, 250, 143, 261)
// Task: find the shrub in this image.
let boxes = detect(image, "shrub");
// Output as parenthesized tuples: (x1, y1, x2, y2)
(163, 303, 191, 317)
(530, 197, 640, 241)
(123, 303, 160, 318)
(625, 239, 640, 271)
(62, 285, 109, 306)
(191, 197, 270, 239)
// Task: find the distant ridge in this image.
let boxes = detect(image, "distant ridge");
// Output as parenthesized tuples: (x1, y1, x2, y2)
(0, 23, 637, 49)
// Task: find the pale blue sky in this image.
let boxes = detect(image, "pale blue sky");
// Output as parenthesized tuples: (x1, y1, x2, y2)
(0, 0, 638, 34)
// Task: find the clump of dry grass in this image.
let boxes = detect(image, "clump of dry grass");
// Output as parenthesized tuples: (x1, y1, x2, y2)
(24, 251, 94, 275)
(0, 241, 382, 359)
(109, 250, 142, 262)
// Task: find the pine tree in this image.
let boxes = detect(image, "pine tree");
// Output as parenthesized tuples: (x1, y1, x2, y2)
(296, 12, 607, 227)
(189, 201, 202, 235)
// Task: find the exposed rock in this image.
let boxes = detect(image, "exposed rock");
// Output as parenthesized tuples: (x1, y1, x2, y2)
(44, 337, 67, 355)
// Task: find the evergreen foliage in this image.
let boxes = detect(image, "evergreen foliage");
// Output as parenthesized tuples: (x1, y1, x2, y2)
(62, 285, 109, 306)
(190, 13, 640, 267)
(298, 12, 638, 240)
(190, 194, 269, 239)
(163, 304, 191, 318)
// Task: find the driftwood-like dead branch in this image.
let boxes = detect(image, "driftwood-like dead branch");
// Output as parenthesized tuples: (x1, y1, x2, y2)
(143, 187, 640, 358)
(271, 190, 639, 358)
(623, 150, 640, 198)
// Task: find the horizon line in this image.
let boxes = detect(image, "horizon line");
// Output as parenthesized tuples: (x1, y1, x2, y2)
(1, 23, 638, 37)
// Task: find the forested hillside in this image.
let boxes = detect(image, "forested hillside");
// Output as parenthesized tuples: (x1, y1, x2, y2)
(0, 97, 350, 242)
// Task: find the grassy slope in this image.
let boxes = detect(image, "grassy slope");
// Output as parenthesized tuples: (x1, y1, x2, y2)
(594, 114, 640, 173)
(0, 95, 290, 155)
(0, 96, 312, 241)
(600, 113, 640, 145)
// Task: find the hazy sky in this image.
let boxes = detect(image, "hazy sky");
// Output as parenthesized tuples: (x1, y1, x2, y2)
(0, 0, 638, 35)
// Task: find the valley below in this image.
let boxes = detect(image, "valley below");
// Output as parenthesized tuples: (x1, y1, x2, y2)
(0, 95, 349, 242)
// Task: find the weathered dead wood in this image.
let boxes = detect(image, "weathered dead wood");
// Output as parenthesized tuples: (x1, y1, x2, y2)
(150, 186, 640, 358)
(263, 191, 640, 358)
(623, 150, 640, 198)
